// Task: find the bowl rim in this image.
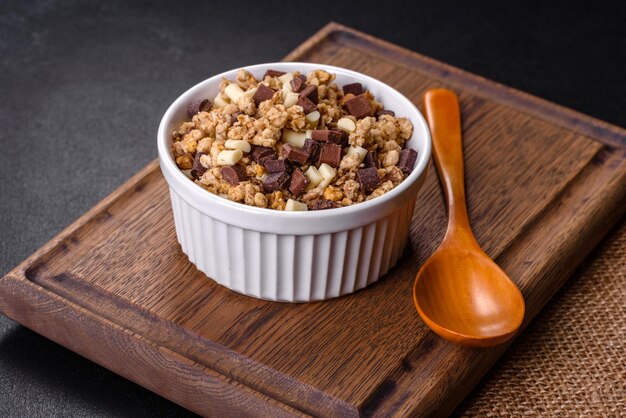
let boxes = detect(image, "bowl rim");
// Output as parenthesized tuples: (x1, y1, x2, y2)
(158, 61, 432, 221)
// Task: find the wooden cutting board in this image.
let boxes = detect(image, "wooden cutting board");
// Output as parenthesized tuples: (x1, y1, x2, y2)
(1, 23, 625, 417)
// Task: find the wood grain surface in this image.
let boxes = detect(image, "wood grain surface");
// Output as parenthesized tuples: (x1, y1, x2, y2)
(1, 23, 625, 417)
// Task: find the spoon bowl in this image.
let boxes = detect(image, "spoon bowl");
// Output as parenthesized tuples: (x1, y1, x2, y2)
(414, 89, 525, 347)
(414, 238, 525, 347)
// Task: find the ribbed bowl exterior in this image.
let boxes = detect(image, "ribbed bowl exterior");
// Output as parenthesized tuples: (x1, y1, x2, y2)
(169, 188, 416, 302)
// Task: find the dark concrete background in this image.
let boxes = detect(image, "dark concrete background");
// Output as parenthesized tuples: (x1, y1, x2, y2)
(1, 0, 624, 416)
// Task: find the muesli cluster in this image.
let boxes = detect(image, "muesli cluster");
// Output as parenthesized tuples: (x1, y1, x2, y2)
(172, 68, 417, 211)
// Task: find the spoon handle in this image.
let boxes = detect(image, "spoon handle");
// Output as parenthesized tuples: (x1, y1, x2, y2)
(423, 89, 472, 236)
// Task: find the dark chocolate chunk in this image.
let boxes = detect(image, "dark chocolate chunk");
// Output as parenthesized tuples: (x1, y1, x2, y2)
(289, 169, 309, 196)
(263, 172, 290, 192)
(343, 82, 365, 96)
(250, 146, 277, 164)
(282, 143, 310, 165)
(199, 99, 212, 113)
(335, 129, 349, 148)
(311, 129, 343, 144)
(231, 111, 243, 124)
(296, 96, 317, 114)
(302, 139, 319, 163)
(290, 75, 307, 93)
(221, 165, 247, 185)
(357, 167, 380, 193)
(264, 158, 293, 173)
(299, 84, 318, 104)
(310, 200, 338, 210)
(364, 150, 378, 168)
(187, 99, 212, 118)
(190, 152, 207, 179)
(252, 84, 276, 106)
(345, 94, 373, 118)
(317, 144, 342, 168)
(375, 109, 395, 117)
(397, 148, 418, 174)
(263, 69, 285, 78)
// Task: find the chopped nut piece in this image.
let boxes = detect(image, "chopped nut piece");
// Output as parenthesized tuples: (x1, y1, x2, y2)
(382, 149, 400, 167)
(176, 153, 194, 169)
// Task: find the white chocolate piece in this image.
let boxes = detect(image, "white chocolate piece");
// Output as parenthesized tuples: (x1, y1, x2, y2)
(216, 149, 243, 166)
(224, 83, 245, 102)
(278, 72, 294, 85)
(285, 199, 308, 211)
(243, 87, 257, 99)
(337, 117, 357, 133)
(213, 93, 230, 108)
(283, 91, 299, 108)
(281, 82, 292, 100)
(282, 129, 306, 148)
(346, 145, 367, 164)
(305, 111, 320, 128)
(224, 139, 251, 153)
(305, 129, 313, 139)
(318, 163, 337, 189)
(199, 154, 212, 168)
(304, 166, 323, 191)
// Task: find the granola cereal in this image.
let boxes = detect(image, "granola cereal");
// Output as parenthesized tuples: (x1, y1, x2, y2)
(172, 68, 417, 211)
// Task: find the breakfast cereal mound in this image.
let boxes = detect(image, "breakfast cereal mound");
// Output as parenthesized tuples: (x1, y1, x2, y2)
(172, 68, 417, 211)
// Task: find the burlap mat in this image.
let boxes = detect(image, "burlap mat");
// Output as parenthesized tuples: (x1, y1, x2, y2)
(455, 218, 625, 417)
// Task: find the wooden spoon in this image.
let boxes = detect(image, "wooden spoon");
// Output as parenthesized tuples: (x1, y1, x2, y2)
(413, 89, 525, 347)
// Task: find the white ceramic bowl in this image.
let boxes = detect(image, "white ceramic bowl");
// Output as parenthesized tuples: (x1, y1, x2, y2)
(158, 62, 431, 302)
